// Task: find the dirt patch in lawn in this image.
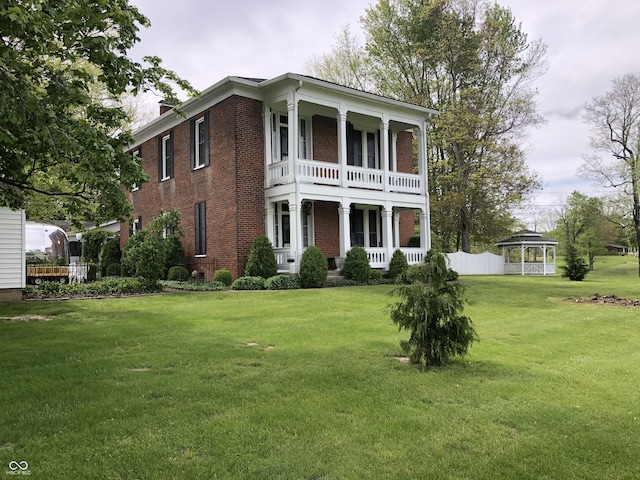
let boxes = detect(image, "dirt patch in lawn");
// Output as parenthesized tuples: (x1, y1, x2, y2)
(2, 315, 52, 323)
(568, 293, 640, 307)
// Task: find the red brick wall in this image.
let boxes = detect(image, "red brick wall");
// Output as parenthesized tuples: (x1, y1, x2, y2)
(122, 95, 265, 280)
(396, 131, 414, 174)
(313, 201, 340, 260)
(399, 210, 416, 247)
(312, 115, 338, 163)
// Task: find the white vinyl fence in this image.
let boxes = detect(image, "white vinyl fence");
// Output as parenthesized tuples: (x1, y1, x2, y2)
(445, 251, 504, 275)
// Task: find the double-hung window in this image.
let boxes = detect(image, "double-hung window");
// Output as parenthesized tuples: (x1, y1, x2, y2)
(158, 131, 174, 181)
(190, 112, 210, 170)
(194, 202, 206, 256)
(350, 206, 381, 248)
(274, 203, 290, 248)
(347, 123, 379, 169)
(129, 216, 142, 237)
(271, 113, 311, 163)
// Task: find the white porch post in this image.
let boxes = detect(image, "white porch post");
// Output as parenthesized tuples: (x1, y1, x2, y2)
(337, 111, 348, 187)
(521, 244, 525, 275)
(391, 132, 398, 172)
(382, 206, 393, 265)
(288, 198, 301, 273)
(287, 97, 298, 182)
(338, 203, 351, 259)
(543, 245, 548, 275)
(265, 202, 275, 243)
(419, 209, 430, 251)
(380, 119, 389, 192)
(393, 211, 401, 249)
(417, 122, 428, 196)
(263, 105, 272, 188)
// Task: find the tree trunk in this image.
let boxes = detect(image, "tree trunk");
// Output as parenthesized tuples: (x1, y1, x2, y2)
(460, 206, 471, 253)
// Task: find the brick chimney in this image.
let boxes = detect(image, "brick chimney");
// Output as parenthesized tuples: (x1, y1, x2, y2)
(159, 100, 174, 116)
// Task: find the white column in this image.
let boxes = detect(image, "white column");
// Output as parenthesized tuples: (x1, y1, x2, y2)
(391, 132, 398, 172)
(288, 199, 301, 273)
(338, 203, 351, 259)
(380, 120, 390, 192)
(393, 211, 401, 249)
(337, 111, 348, 187)
(382, 206, 393, 264)
(265, 202, 275, 242)
(287, 98, 298, 183)
(419, 209, 430, 251)
(417, 123, 428, 195)
(263, 105, 272, 188)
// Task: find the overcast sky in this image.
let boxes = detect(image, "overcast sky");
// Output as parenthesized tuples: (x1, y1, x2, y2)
(129, 0, 640, 227)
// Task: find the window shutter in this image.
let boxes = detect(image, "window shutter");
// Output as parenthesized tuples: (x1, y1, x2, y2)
(167, 131, 174, 178)
(190, 118, 195, 171)
(138, 215, 142, 229)
(157, 136, 163, 181)
(129, 221, 133, 237)
(346, 122, 354, 165)
(203, 111, 210, 167)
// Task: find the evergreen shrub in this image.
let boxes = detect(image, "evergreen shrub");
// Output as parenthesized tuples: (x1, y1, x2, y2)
(213, 269, 233, 287)
(167, 266, 190, 281)
(265, 275, 300, 290)
(299, 246, 328, 288)
(340, 246, 371, 283)
(388, 249, 409, 280)
(231, 276, 266, 291)
(245, 235, 277, 279)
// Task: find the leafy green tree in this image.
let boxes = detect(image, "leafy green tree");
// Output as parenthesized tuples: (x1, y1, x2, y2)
(0, 0, 196, 225)
(81, 229, 109, 264)
(390, 250, 476, 367)
(557, 192, 609, 270)
(561, 243, 589, 281)
(308, 0, 545, 251)
(582, 73, 640, 276)
(245, 235, 278, 279)
(100, 238, 122, 276)
(121, 209, 184, 280)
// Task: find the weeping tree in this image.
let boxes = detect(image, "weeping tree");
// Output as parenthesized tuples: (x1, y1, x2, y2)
(389, 250, 476, 367)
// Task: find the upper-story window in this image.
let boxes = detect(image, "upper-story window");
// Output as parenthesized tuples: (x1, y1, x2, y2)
(131, 148, 141, 191)
(191, 112, 210, 170)
(129, 215, 142, 237)
(158, 131, 174, 181)
(347, 123, 379, 169)
(271, 113, 311, 163)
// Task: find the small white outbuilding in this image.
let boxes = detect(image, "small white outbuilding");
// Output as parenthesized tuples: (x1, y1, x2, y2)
(0, 207, 26, 302)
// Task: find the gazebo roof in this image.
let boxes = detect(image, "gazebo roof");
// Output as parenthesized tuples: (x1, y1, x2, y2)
(495, 229, 558, 246)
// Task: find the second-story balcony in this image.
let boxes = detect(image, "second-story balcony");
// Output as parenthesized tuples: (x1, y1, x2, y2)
(267, 159, 424, 195)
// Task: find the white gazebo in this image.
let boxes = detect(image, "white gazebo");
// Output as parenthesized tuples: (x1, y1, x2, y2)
(495, 230, 558, 276)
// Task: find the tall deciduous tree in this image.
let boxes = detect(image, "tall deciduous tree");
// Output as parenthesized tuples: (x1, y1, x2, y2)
(582, 73, 640, 276)
(557, 191, 609, 271)
(0, 0, 197, 225)
(308, 0, 546, 251)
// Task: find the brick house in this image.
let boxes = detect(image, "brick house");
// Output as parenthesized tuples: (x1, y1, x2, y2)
(121, 73, 438, 280)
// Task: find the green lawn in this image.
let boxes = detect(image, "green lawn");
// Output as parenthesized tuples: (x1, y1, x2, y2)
(1, 256, 639, 479)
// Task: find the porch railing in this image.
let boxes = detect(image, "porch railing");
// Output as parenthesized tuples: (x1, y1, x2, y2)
(400, 248, 425, 265)
(268, 158, 423, 195)
(504, 262, 556, 275)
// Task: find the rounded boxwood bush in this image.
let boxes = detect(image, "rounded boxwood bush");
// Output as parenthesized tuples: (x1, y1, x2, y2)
(299, 246, 328, 288)
(167, 265, 190, 281)
(340, 246, 371, 283)
(265, 274, 300, 290)
(231, 276, 266, 290)
(388, 249, 409, 280)
(245, 235, 278, 279)
(213, 269, 233, 287)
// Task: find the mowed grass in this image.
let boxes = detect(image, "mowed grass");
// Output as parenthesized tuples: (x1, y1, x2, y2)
(1, 256, 639, 479)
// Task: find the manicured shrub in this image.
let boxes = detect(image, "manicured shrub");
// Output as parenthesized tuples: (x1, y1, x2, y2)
(298, 246, 328, 288)
(265, 274, 300, 290)
(340, 246, 371, 283)
(213, 269, 233, 287)
(245, 235, 278, 279)
(390, 250, 477, 367)
(388, 249, 409, 280)
(23, 277, 162, 299)
(167, 265, 190, 281)
(407, 235, 421, 247)
(231, 276, 266, 291)
(105, 263, 122, 277)
(369, 269, 383, 283)
(561, 243, 589, 281)
(100, 238, 122, 276)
